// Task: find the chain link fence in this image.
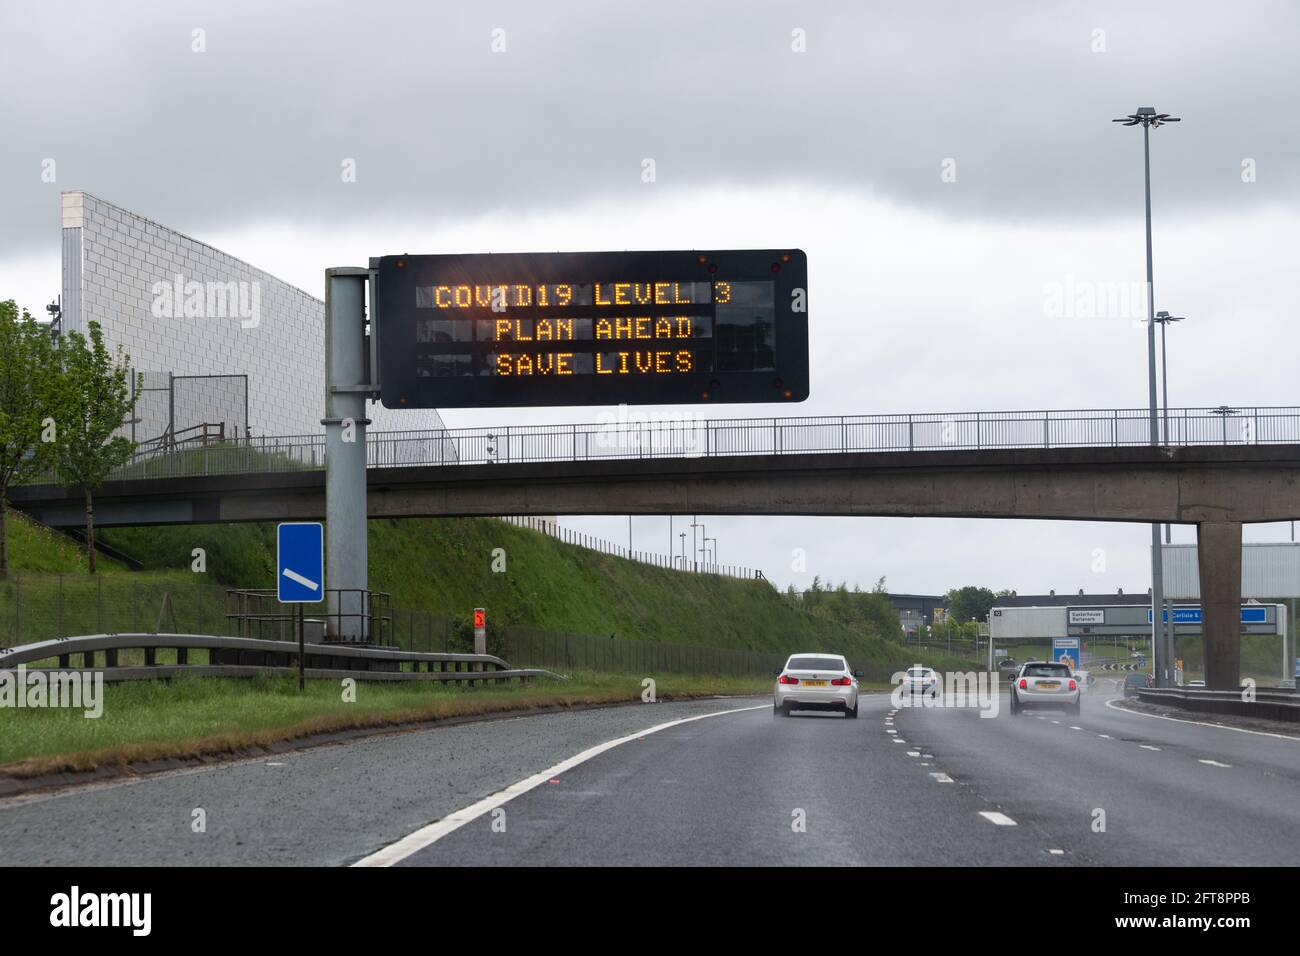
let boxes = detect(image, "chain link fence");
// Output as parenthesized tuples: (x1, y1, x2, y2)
(0, 575, 800, 678)
(0, 574, 225, 647)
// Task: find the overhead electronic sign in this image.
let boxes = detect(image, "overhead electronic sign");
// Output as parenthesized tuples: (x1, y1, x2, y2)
(373, 250, 808, 408)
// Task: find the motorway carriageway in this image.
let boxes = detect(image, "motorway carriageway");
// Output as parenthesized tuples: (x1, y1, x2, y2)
(1, 689, 1297, 867)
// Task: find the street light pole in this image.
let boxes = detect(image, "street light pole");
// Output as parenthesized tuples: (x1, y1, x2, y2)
(1115, 105, 1180, 687)
(1154, 311, 1185, 547)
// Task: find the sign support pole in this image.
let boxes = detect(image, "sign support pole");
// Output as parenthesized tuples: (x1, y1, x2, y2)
(324, 267, 373, 642)
(298, 603, 305, 691)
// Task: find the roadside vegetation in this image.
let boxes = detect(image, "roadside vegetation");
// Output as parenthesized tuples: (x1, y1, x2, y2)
(0, 670, 774, 776)
(0, 301, 137, 577)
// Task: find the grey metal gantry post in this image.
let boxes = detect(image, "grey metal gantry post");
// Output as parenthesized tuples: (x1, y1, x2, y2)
(324, 267, 373, 642)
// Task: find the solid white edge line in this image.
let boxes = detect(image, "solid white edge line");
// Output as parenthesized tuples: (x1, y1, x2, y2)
(1103, 697, 1300, 742)
(352, 703, 766, 867)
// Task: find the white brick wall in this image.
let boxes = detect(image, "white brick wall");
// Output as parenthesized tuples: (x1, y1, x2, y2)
(60, 191, 447, 439)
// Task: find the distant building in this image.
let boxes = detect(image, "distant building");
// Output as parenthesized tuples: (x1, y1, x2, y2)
(884, 593, 945, 631)
(993, 589, 1150, 608)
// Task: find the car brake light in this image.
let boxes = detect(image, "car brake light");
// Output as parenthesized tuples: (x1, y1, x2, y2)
(1069, 679, 1077, 691)
(831, 676, 852, 685)
(778, 674, 799, 684)
(1019, 678, 1027, 690)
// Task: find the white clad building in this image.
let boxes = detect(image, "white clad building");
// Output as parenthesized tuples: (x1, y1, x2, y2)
(58, 190, 449, 442)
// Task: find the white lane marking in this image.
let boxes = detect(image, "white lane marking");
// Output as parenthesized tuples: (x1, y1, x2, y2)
(907, 751, 920, 757)
(979, 811, 1017, 826)
(352, 704, 765, 867)
(885, 729, 897, 734)
(281, 567, 319, 591)
(1069, 726, 1083, 731)
(1198, 759, 1232, 768)
(265, 762, 285, 767)
(1050, 720, 1061, 725)
(923, 753, 934, 759)
(1139, 744, 1161, 751)
(1104, 697, 1300, 742)
(1049, 849, 1065, 856)
(892, 738, 906, 744)
(929, 772, 953, 783)
(1097, 734, 1112, 739)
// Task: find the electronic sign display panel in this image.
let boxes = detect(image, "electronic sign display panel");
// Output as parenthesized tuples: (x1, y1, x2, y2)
(373, 249, 808, 408)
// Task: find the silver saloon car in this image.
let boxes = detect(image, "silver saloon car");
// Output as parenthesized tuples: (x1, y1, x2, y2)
(1008, 661, 1080, 716)
(774, 654, 860, 718)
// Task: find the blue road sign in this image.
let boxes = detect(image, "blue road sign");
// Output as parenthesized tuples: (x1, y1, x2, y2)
(1146, 606, 1268, 625)
(277, 523, 324, 604)
(1052, 637, 1081, 671)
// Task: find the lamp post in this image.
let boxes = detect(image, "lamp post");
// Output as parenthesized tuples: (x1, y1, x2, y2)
(678, 531, 686, 569)
(705, 536, 718, 572)
(690, 517, 703, 573)
(1114, 105, 1180, 686)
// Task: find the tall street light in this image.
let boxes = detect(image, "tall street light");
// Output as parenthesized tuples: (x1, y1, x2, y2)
(1114, 105, 1180, 687)
(1154, 310, 1186, 544)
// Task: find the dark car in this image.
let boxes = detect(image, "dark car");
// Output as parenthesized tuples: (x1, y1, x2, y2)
(997, 658, 1019, 682)
(1122, 673, 1151, 697)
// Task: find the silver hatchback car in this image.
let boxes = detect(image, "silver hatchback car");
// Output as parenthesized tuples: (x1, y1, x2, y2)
(774, 654, 860, 718)
(1008, 661, 1080, 716)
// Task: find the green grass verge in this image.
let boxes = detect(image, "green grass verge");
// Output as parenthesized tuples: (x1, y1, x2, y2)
(0, 670, 770, 775)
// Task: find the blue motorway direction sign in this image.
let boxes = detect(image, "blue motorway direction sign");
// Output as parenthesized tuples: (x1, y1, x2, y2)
(1146, 606, 1268, 625)
(277, 522, 324, 604)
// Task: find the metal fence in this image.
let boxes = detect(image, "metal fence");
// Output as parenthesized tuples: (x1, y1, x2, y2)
(498, 626, 788, 677)
(129, 370, 249, 447)
(501, 515, 761, 580)
(39, 405, 1299, 483)
(0, 576, 792, 678)
(0, 574, 226, 648)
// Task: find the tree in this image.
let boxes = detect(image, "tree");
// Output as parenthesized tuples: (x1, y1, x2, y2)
(0, 301, 61, 577)
(50, 321, 138, 573)
(944, 585, 1000, 623)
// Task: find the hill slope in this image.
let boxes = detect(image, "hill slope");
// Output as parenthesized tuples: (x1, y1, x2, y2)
(97, 517, 901, 658)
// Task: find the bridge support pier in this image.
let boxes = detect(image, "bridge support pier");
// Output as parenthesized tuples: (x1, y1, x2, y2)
(1197, 520, 1242, 691)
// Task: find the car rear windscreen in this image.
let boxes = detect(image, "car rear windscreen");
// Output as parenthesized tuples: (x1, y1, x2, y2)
(787, 656, 845, 671)
(1023, 664, 1071, 677)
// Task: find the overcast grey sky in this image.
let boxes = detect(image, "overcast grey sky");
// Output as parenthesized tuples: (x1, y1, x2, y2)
(3, 0, 1298, 597)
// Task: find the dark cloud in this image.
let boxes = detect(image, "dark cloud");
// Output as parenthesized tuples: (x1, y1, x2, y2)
(2, 0, 1296, 255)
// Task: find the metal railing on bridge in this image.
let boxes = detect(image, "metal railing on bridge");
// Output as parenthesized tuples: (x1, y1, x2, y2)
(24, 405, 1300, 482)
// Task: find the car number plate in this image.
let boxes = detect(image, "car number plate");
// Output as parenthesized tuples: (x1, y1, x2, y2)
(1037, 681, 1059, 690)
(803, 680, 828, 687)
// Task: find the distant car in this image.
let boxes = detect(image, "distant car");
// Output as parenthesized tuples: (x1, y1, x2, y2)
(774, 654, 860, 718)
(1122, 673, 1151, 697)
(1009, 661, 1080, 715)
(900, 665, 941, 699)
(997, 658, 1019, 682)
